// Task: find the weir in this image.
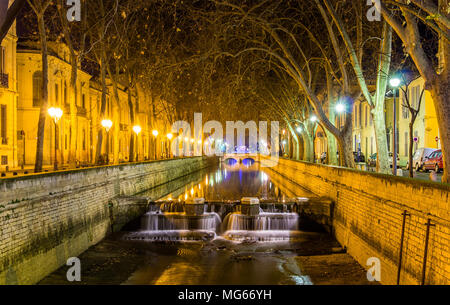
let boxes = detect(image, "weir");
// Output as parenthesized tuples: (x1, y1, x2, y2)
(124, 196, 324, 242)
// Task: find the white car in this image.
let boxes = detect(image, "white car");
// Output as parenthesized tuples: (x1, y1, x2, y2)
(406, 148, 438, 171)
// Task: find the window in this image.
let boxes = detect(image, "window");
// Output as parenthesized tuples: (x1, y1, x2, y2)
(365, 105, 368, 127)
(82, 94, 86, 109)
(82, 129, 86, 150)
(371, 137, 374, 155)
(1, 105, 6, 145)
(64, 82, 68, 105)
(65, 134, 68, 150)
(365, 137, 368, 157)
(358, 104, 362, 128)
(0, 46, 5, 74)
(55, 83, 59, 105)
(32, 71, 43, 107)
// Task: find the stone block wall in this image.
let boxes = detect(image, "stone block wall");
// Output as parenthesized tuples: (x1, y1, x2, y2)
(0, 157, 217, 284)
(262, 157, 450, 285)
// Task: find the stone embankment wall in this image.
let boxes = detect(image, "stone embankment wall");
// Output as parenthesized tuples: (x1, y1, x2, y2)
(262, 157, 450, 285)
(0, 157, 217, 284)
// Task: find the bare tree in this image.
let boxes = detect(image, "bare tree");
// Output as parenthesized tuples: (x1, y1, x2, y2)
(27, 0, 52, 172)
(377, 0, 450, 182)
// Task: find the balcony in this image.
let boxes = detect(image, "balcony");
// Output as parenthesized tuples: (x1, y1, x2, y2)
(0, 73, 8, 88)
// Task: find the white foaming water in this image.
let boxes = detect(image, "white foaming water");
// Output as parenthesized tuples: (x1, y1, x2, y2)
(222, 212, 300, 231)
(141, 212, 222, 231)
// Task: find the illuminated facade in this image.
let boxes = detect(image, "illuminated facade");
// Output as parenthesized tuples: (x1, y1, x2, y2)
(0, 0, 18, 171)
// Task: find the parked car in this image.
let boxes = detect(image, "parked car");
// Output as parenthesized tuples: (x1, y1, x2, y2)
(368, 153, 377, 167)
(389, 152, 400, 168)
(366, 152, 399, 168)
(406, 148, 438, 171)
(423, 149, 443, 173)
(353, 151, 365, 163)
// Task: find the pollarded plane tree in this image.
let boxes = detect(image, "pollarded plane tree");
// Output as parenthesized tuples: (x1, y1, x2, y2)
(318, 0, 394, 174)
(377, 0, 450, 182)
(26, 0, 52, 172)
(211, 0, 357, 167)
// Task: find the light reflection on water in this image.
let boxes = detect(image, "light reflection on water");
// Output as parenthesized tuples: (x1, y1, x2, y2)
(159, 161, 313, 202)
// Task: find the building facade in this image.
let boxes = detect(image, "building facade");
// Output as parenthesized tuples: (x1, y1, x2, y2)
(351, 77, 440, 166)
(0, 0, 18, 171)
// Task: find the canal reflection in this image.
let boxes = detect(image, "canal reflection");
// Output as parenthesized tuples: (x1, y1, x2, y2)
(149, 161, 313, 202)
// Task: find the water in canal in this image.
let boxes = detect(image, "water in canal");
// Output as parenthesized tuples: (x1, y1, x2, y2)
(39, 161, 374, 285)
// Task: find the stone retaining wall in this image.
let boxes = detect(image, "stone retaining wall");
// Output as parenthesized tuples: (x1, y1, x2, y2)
(0, 157, 217, 284)
(262, 157, 450, 285)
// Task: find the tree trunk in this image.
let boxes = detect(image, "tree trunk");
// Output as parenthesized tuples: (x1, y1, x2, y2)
(95, 52, 107, 165)
(127, 88, 135, 162)
(302, 133, 314, 162)
(372, 23, 392, 174)
(325, 129, 338, 165)
(409, 122, 415, 178)
(373, 107, 390, 174)
(68, 52, 78, 166)
(34, 13, 48, 173)
(430, 75, 450, 182)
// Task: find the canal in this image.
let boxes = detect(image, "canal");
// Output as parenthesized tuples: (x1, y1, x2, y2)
(39, 161, 375, 285)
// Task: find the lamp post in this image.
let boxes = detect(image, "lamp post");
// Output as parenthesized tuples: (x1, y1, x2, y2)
(48, 107, 63, 170)
(390, 77, 401, 175)
(101, 119, 113, 164)
(133, 125, 141, 162)
(152, 129, 159, 160)
(166, 133, 173, 158)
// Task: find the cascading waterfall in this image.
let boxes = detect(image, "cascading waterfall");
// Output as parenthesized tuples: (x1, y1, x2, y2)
(222, 212, 299, 231)
(141, 212, 222, 231)
(124, 197, 306, 243)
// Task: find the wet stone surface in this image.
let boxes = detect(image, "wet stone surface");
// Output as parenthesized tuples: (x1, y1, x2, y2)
(39, 232, 375, 285)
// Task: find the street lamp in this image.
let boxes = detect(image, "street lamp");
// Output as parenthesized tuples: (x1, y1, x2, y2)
(296, 126, 302, 133)
(133, 125, 141, 162)
(152, 129, 159, 160)
(101, 119, 113, 164)
(48, 107, 63, 170)
(390, 76, 401, 175)
(336, 103, 345, 113)
(310, 115, 318, 122)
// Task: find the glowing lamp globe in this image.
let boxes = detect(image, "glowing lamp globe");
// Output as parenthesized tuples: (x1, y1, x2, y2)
(101, 119, 113, 132)
(390, 77, 401, 88)
(133, 125, 142, 135)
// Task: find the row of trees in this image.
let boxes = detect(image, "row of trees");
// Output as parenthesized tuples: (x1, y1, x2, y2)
(1, 0, 448, 181)
(193, 0, 449, 181)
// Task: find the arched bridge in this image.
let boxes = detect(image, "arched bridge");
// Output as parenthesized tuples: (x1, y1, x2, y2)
(221, 153, 260, 166)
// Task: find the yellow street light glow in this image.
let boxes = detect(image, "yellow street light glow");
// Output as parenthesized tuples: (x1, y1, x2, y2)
(197, 140, 202, 144)
(190, 139, 195, 143)
(152, 129, 159, 137)
(167, 133, 173, 140)
(48, 107, 63, 123)
(101, 119, 113, 132)
(184, 137, 189, 142)
(133, 125, 142, 135)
